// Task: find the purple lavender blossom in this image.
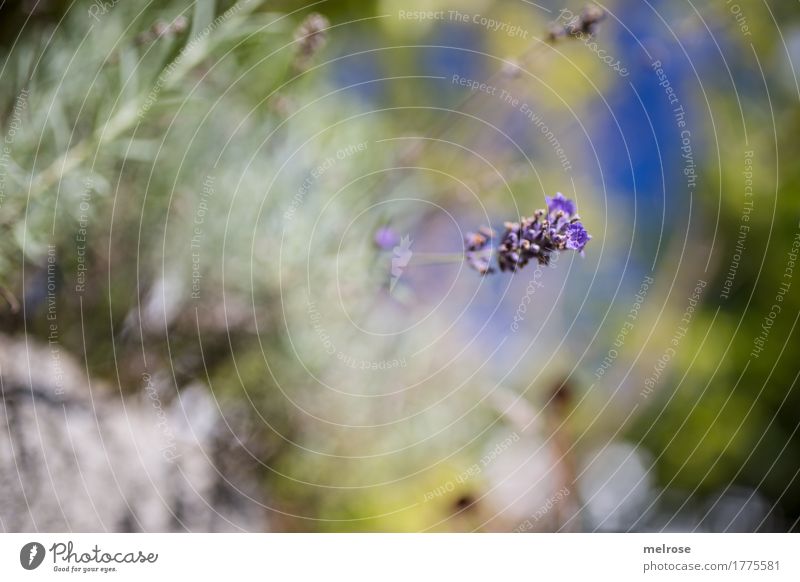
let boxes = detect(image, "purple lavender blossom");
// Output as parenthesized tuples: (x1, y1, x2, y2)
(374, 226, 399, 250)
(565, 221, 591, 253)
(545, 192, 577, 218)
(465, 193, 591, 274)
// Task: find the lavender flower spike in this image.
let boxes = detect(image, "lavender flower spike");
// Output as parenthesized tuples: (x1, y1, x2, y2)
(465, 193, 591, 274)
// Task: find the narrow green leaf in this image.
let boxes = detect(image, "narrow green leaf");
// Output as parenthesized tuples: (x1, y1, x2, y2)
(189, 0, 217, 41)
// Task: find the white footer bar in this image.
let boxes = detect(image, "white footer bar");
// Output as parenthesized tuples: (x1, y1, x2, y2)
(1, 533, 797, 581)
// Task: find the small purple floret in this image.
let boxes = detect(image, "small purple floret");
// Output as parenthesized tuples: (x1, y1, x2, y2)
(545, 192, 577, 218)
(374, 226, 399, 250)
(565, 221, 591, 253)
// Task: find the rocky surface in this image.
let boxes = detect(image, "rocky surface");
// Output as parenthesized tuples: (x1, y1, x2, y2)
(0, 335, 266, 532)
